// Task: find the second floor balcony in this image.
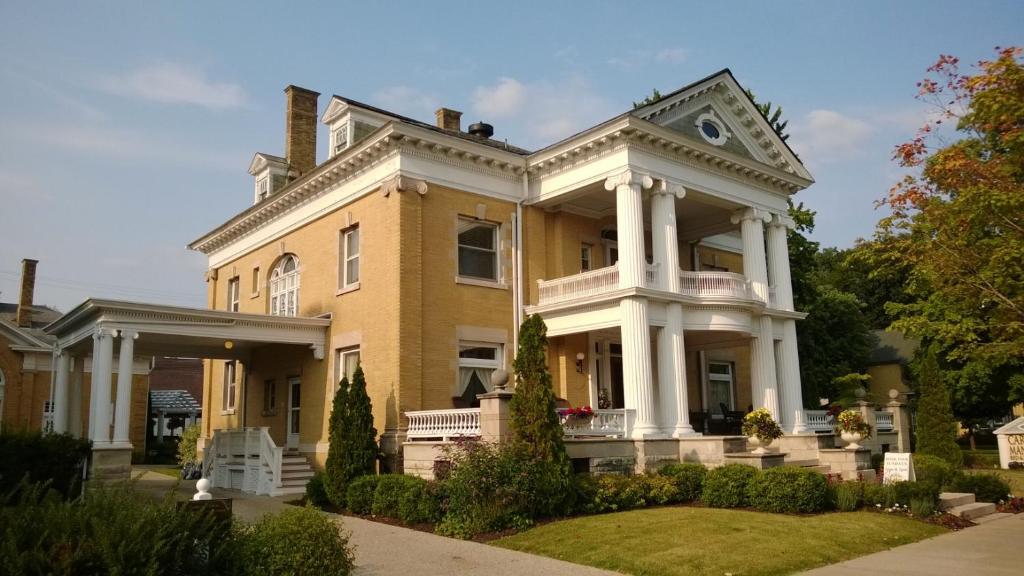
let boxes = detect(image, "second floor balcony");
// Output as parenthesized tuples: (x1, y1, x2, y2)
(535, 263, 760, 308)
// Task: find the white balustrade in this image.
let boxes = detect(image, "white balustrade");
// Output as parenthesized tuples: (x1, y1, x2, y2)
(678, 270, 754, 300)
(536, 265, 620, 305)
(645, 263, 659, 289)
(559, 409, 634, 439)
(204, 427, 285, 495)
(405, 408, 481, 441)
(804, 410, 835, 433)
(874, 411, 894, 432)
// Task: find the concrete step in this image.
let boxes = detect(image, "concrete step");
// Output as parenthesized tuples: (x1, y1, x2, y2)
(282, 463, 312, 471)
(973, 512, 1013, 524)
(270, 485, 307, 496)
(948, 502, 997, 521)
(282, 470, 314, 480)
(939, 492, 976, 511)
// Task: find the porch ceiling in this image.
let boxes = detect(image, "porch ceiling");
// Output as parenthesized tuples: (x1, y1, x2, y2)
(44, 298, 330, 361)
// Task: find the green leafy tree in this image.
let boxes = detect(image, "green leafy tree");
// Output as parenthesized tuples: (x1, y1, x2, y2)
(632, 88, 663, 109)
(797, 288, 875, 406)
(913, 346, 964, 467)
(324, 366, 379, 507)
(744, 88, 790, 141)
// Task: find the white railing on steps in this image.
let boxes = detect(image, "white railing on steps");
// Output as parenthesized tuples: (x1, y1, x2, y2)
(203, 427, 284, 495)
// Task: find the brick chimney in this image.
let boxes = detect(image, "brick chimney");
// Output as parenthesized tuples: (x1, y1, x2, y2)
(284, 85, 320, 176)
(435, 108, 462, 132)
(16, 258, 38, 328)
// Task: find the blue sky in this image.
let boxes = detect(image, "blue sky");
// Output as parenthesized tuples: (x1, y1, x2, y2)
(1, 1, 1021, 311)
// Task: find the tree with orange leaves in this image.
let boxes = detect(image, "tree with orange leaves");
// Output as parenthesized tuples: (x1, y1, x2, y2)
(873, 47, 1024, 415)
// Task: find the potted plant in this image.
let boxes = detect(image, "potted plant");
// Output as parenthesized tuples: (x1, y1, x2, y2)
(835, 410, 872, 450)
(559, 405, 595, 430)
(741, 408, 783, 454)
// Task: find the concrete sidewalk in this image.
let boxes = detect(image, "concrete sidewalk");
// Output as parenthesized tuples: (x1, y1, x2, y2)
(134, 471, 617, 575)
(799, 512, 1024, 576)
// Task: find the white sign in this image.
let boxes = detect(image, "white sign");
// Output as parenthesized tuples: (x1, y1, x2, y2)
(883, 452, 915, 484)
(995, 417, 1024, 469)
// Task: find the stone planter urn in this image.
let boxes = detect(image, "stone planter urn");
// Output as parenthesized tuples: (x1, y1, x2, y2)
(748, 435, 772, 455)
(841, 430, 863, 450)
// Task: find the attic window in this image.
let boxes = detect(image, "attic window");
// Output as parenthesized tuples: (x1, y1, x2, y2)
(333, 124, 349, 155)
(256, 176, 270, 201)
(694, 111, 731, 146)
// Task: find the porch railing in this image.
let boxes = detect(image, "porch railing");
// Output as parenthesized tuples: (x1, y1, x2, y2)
(804, 410, 835, 433)
(874, 411, 894, 432)
(202, 427, 283, 495)
(560, 408, 634, 439)
(679, 270, 754, 300)
(537, 265, 620, 305)
(405, 408, 481, 441)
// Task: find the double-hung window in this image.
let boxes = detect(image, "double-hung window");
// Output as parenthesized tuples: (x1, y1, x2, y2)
(581, 243, 593, 272)
(707, 361, 735, 415)
(457, 218, 498, 281)
(270, 255, 299, 316)
(333, 124, 349, 155)
(335, 347, 361, 387)
(339, 227, 360, 289)
(227, 277, 240, 312)
(256, 176, 270, 201)
(223, 361, 237, 412)
(457, 342, 502, 406)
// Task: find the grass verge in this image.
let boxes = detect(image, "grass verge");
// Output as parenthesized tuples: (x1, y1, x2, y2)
(494, 507, 946, 576)
(966, 468, 1024, 496)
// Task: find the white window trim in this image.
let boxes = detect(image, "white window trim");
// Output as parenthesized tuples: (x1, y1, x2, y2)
(694, 110, 732, 146)
(456, 341, 503, 396)
(338, 226, 360, 292)
(706, 360, 735, 416)
(270, 255, 300, 316)
(335, 347, 361, 390)
(456, 218, 503, 285)
(332, 121, 350, 156)
(581, 243, 593, 272)
(222, 361, 237, 414)
(250, 266, 261, 298)
(255, 175, 270, 202)
(227, 277, 240, 312)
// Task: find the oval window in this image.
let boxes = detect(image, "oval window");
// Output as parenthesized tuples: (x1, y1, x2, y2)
(701, 120, 721, 140)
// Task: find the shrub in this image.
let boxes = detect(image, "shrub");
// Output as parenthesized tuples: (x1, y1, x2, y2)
(372, 474, 422, 518)
(238, 505, 354, 575)
(963, 450, 1001, 469)
(913, 453, 962, 489)
(0, 431, 91, 500)
(747, 467, 831, 513)
(891, 481, 940, 508)
(177, 424, 201, 467)
(910, 497, 936, 517)
(0, 480, 233, 575)
(324, 366, 379, 508)
(584, 474, 648, 513)
(306, 471, 330, 508)
(863, 482, 896, 508)
(834, 481, 864, 512)
(398, 480, 444, 525)
(345, 475, 379, 514)
(642, 473, 681, 506)
(659, 463, 706, 503)
(950, 473, 1012, 503)
(702, 464, 759, 508)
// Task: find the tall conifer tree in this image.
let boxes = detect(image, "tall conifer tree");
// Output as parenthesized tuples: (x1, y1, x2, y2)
(914, 347, 963, 467)
(323, 366, 379, 507)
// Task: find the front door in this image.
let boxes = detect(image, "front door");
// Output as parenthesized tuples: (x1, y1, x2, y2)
(287, 377, 301, 450)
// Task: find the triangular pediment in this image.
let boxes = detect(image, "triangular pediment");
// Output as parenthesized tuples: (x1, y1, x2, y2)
(632, 70, 812, 181)
(248, 152, 287, 175)
(995, 416, 1024, 435)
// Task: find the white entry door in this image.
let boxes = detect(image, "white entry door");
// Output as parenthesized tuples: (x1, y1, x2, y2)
(287, 377, 301, 450)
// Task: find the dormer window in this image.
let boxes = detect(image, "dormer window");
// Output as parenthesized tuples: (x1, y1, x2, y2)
(333, 123, 349, 155)
(256, 175, 270, 201)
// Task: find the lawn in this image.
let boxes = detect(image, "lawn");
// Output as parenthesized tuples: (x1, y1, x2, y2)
(967, 468, 1024, 496)
(495, 507, 946, 576)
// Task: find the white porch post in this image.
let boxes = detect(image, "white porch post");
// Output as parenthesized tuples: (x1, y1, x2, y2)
(732, 208, 780, 420)
(52, 351, 70, 433)
(69, 356, 83, 437)
(113, 329, 136, 447)
(767, 214, 808, 433)
(650, 180, 685, 291)
(157, 410, 165, 442)
(606, 170, 659, 438)
(90, 328, 114, 444)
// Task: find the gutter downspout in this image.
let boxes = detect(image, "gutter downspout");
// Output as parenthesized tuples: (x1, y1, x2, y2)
(513, 167, 528, 366)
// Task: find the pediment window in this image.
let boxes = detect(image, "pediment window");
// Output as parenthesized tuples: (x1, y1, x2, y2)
(694, 111, 731, 146)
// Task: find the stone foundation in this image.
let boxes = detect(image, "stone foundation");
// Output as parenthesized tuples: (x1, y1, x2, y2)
(777, 433, 834, 463)
(402, 441, 450, 480)
(723, 451, 787, 469)
(818, 447, 874, 480)
(89, 445, 133, 483)
(677, 435, 747, 466)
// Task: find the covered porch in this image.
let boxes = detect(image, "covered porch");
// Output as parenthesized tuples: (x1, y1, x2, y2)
(43, 299, 329, 491)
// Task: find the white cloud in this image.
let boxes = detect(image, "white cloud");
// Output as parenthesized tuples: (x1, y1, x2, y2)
(372, 85, 440, 119)
(789, 109, 874, 166)
(470, 75, 616, 147)
(99, 63, 247, 109)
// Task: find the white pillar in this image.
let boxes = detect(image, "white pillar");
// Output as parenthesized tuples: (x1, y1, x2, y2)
(751, 320, 780, 420)
(157, 411, 165, 442)
(731, 207, 771, 303)
(666, 303, 695, 436)
(606, 170, 653, 289)
(650, 180, 685, 292)
(52, 351, 70, 433)
(90, 328, 114, 444)
(766, 214, 795, 311)
(69, 356, 84, 438)
(619, 296, 660, 438)
(113, 329, 136, 447)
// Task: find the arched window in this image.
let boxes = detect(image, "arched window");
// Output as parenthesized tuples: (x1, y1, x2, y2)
(270, 255, 300, 316)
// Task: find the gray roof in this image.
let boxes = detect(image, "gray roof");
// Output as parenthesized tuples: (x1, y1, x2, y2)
(0, 302, 62, 347)
(150, 389, 202, 414)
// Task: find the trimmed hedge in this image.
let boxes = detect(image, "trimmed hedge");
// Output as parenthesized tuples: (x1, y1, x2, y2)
(950, 473, 1012, 503)
(913, 454, 961, 489)
(372, 474, 423, 518)
(747, 467, 830, 513)
(306, 471, 330, 508)
(398, 479, 444, 525)
(702, 464, 758, 508)
(238, 505, 354, 574)
(345, 475, 379, 515)
(0, 431, 91, 499)
(658, 463, 706, 503)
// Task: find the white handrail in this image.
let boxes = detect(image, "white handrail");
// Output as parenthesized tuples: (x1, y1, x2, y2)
(537, 265, 619, 305)
(645, 263, 659, 289)
(805, 410, 835, 433)
(679, 270, 753, 300)
(406, 408, 481, 441)
(874, 411, 894, 432)
(259, 427, 283, 490)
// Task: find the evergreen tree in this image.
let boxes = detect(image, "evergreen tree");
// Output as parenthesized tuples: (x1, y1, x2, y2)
(913, 347, 963, 467)
(323, 366, 379, 508)
(509, 314, 571, 467)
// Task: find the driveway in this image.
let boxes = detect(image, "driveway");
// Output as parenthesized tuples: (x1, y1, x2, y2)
(134, 470, 617, 576)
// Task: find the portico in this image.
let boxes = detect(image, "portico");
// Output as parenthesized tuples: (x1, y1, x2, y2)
(44, 299, 329, 482)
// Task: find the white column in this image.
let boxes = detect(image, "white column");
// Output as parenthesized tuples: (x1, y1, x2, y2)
(113, 329, 136, 447)
(157, 411, 165, 442)
(750, 320, 780, 420)
(650, 180, 686, 292)
(606, 170, 653, 289)
(52, 351, 70, 433)
(69, 356, 84, 438)
(665, 303, 695, 436)
(90, 328, 114, 444)
(731, 207, 771, 303)
(619, 296, 660, 438)
(766, 214, 795, 311)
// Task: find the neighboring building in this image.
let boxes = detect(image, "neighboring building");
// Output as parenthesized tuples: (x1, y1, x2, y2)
(866, 329, 918, 403)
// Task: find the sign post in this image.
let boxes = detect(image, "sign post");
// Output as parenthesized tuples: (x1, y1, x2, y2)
(883, 452, 915, 484)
